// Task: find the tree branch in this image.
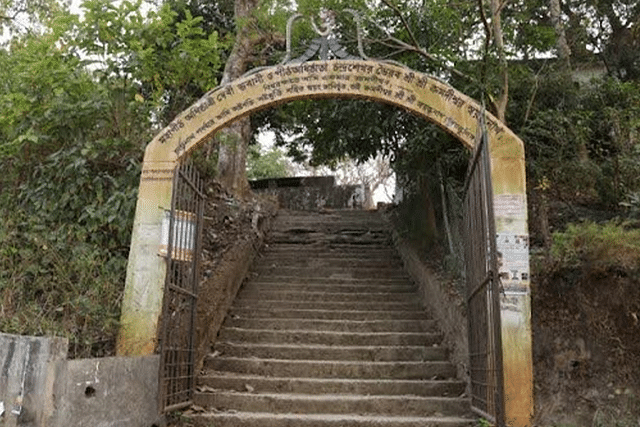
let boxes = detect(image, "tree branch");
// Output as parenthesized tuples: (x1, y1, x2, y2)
(522, 62, 546, 126)
(477, 0, 492, 52)
(369, 20, 481, 86)
(380, 0, 423, 53)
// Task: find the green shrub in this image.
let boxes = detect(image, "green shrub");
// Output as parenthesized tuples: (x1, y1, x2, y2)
(551, 221, 640, 273)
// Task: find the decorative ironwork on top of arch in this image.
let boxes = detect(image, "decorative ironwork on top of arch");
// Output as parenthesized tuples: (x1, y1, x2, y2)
(282, 9, 369, 64)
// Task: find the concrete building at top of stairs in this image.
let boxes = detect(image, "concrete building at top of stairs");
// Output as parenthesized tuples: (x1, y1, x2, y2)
(250, 176, 373, 210)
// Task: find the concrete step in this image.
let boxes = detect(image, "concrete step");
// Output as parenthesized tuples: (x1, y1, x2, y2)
(235, 290, 417, 303)
(204, 357, 456, 380)
(227, 307, 429, 321)
(212, 342, 448, 362)
(270, 230, 389, 236)
(254, 257, 403, 269)
(186, 209, 473, 425)
(273, 214, 387, 222)
(250, 266, 409, 279)
(243, 276, 411, 286)
(198, 374, 466, 396)
(195, 391, 471, 418)
(188, 412, 475, 427)
(222, 318, 438, 333)
(230, 299, 424, 312)
(272, 221, 388, 230)
(264, 243, 396, 252)
(263, 244, 398, 254)
(267, 236, 392, 246)
(259, 253, 401, 263)
(239, 283, 418, 294)
(217, 328, 443, 347)
(268, 226, 390, 234)
(270, 226, 388, 232)
(274, 213, 386, 220)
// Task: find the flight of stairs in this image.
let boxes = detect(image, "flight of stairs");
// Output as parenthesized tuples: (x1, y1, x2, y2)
(190, 209, 474, 426)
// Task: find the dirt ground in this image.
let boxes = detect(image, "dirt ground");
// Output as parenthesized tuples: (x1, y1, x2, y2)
(531, 203, 640, 426)
(193, 180, 277, 369)
(532, 266, 640, 426)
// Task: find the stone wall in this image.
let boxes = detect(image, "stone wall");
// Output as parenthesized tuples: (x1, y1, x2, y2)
(53, 356, 161, 427)
(0, 333, 67, 427)
(0, 333, 160, 427)
(390, 233, 469, 383)
(250, 176, 368, 210)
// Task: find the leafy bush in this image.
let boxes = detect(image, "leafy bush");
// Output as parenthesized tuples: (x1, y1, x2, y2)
(550, 221, 640, 273)
(0, 137, 141, 358)
(0, 0, 228, 357)
(0, 222, 126, 358)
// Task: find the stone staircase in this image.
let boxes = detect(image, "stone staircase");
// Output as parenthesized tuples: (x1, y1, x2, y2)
(191, 209, 474, 426)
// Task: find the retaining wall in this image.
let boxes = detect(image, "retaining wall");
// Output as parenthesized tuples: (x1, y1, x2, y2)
(0, 333, 160, 427)
(250, 176, 368, 210)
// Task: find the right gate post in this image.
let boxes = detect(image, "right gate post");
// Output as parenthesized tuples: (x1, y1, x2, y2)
(490, 157, 534, 426)
(464, 117, 534, 427)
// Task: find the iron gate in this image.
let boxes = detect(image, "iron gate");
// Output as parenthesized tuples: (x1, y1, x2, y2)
(158, 160, 205, 412)
(462, 117, 505, 425)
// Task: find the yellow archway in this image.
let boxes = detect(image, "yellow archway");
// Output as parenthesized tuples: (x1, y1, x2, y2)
(117, 59, 532, 426)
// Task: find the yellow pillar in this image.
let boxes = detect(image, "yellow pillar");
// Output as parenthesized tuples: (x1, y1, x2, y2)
(116, 161, 175, 356)
(490, 149, 534, 426)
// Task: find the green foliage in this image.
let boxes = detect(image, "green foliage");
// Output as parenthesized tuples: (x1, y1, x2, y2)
(0, 0, 65, 37)
(79, 0, 226, 123)
(0, 221, 127, 357)
(520, 77, 640, 207)
(0, 0, 231, 356)
(0, 12, 86, 161)
(247, 145, 291, 180)
(0, 128, 141, 357)
(550, 221, 640, 273)
(620, 191, 640, 218)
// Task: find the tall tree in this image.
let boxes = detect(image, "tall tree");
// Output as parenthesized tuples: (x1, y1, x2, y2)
(549, 0, 571, 70)
(214, 0, 277, 196)
(0, 0, 61, 37)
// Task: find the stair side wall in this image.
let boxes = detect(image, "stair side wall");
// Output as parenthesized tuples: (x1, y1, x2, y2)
(194, 202, 278, 370)
(391, 231, 470, 385)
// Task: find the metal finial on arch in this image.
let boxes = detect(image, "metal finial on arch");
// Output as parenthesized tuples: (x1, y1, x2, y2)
(281, 13, 304, 65)
(344, 9, 369, 60)
(282, 10, 368, 64)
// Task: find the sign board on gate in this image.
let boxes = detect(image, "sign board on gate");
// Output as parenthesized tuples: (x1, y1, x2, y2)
(159, 210, 196, 262)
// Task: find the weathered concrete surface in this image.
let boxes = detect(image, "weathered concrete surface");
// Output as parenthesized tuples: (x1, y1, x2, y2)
(0, 333, 68, 427)
(188, 209, 474, 427)
(250, 176, 366, 210)
(194, 200, 277, 371)
(117, 170, 174, 357)
(54, 355, 161, 427)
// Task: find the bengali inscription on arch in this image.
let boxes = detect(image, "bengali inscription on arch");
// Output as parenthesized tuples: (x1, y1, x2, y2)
(142, 60, 518, 179)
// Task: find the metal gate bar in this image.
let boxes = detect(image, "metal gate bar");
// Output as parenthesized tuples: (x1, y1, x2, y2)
(159, 160, 205, 412)
(463, 118, 505, 425)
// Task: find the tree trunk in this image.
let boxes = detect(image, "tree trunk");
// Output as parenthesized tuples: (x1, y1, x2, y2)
(534, 187, 553, 263)
(490, 0, 509, 123)
(550, 0, 571, 71)
(215, 0, 261, 198)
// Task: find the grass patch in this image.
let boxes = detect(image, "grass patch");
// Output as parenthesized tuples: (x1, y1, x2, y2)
(550, 220, 640, 274)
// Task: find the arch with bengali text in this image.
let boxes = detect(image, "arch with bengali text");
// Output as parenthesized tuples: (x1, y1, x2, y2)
(142, 60, 524, 183)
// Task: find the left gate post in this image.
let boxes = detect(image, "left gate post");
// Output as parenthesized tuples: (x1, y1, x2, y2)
(117, 161, 176, 356)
